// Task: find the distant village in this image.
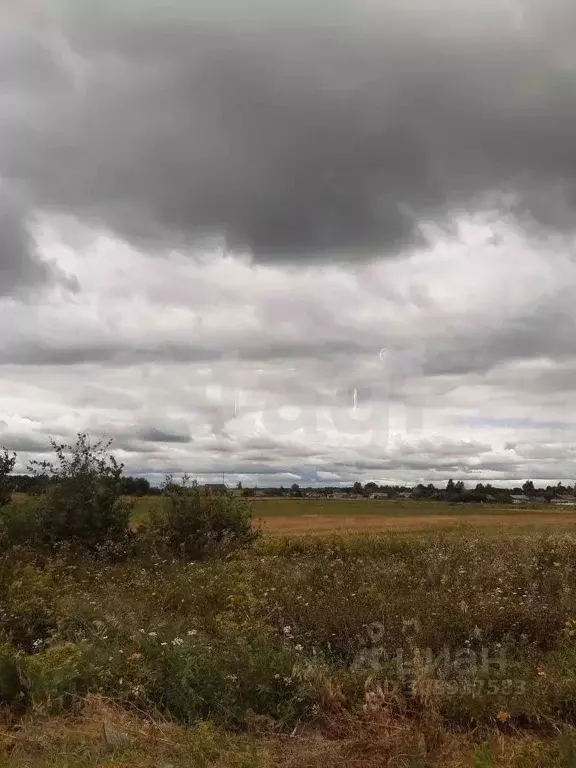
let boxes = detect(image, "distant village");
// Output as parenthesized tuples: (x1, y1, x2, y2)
(229, 479, 576, 506)
(9, 474, 576, 506)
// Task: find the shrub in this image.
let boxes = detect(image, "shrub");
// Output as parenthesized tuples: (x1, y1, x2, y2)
(0, 563, 58, 651)
(0, 448, 16, 508)
(0, 643, 24, 705)
(23, 641, 116, 714)
(0, 499, 43, 551)
(27, 433, 131, 552)
(149, 475, 259, 559)
(140, 629, 309, 727)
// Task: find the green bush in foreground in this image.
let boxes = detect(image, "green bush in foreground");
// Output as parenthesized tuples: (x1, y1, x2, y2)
(0, 643, 23, 705)
(0, 448, 16, 509)
(17, 629, 310, 727)
(0, 498, 43, 551)
(0, 434, 132, 553)
(149, 475, 259, 559)
(0, 436, 262, 561)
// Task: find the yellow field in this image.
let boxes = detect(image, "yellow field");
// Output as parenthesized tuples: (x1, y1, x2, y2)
(128, 494, 576, 535)
(254, 510, 576, 535)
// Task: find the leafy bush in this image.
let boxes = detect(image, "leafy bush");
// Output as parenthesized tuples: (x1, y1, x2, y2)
(0, 643, 24, 705)
(0, 563, 58, 651)
(0, 499, 43, 551)
(140, 629, 309, 726)
(149, 476, 259, 559)
(0, 448, 16, 508)
(26, 433, 131, 552)
(23, 641, 116, 714)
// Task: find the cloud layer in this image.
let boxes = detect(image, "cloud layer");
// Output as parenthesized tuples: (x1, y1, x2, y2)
(3, 0, 576, 289)
(2, 2, 576, 484)
(2, 214, 576, 486)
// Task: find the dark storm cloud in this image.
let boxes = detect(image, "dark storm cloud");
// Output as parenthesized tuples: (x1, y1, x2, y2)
(0, 189, 53, 295)
(3, 0, 576, 281)
(0, 432, 48, 454)
(137, 426, 191, 444)
(421, 286, 576, 378)
(0, 337, 366, 367)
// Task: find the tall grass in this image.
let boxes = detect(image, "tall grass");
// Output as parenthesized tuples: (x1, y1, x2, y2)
(3, 532, 576, 765)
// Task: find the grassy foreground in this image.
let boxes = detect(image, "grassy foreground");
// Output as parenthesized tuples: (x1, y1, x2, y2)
(3, 531, 576, 765)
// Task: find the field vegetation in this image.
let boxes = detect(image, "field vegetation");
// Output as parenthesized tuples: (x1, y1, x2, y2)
(2, 437, 576, 765)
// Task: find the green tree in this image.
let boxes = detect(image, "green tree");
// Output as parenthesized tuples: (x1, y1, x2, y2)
(522, 480, 535, 497)
(413, 483, 427, 498)
(151, 475, 258, 559)
(28, 433, 131, 550)
(445, 478, 465, 502)
(122, 476, 151, 496)
(0, 449, 16, 508)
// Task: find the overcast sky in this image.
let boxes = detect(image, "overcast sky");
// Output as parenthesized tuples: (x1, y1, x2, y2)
(2, 0, 576, 486)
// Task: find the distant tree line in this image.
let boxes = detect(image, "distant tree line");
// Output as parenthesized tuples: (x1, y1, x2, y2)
(9, 473, 156, 497)
(242, 479, 576, 503)
(6, 461, 575, 505)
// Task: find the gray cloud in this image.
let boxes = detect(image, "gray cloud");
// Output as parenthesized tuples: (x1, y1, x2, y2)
(5, 2, 576, 484)
(136, 426, 191, 444)
(0, 189, 53, 295)
(3, 0, 576, 277)
(0, 432, 48, 454)
(0, 338, 366, 367)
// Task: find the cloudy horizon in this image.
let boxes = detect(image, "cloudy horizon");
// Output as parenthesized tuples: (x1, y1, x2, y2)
(3, 0, 576, 487)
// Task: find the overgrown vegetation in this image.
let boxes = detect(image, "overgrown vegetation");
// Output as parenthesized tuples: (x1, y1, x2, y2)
(0, 449, 15, 509)
(0, 435, 257, 560)
(1, 533, 576, 764)
(4, 437, 576, 764)
(149, 474, 259, 559)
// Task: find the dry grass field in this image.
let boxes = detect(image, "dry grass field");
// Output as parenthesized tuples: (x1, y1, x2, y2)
(129, 494, 576, 536)
(256, 511, 576, 535)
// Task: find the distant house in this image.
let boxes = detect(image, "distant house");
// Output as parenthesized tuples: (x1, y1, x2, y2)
(369, 493, 389, 499)
(510, 494, 548, 505)
(551, 495, 576, 506)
